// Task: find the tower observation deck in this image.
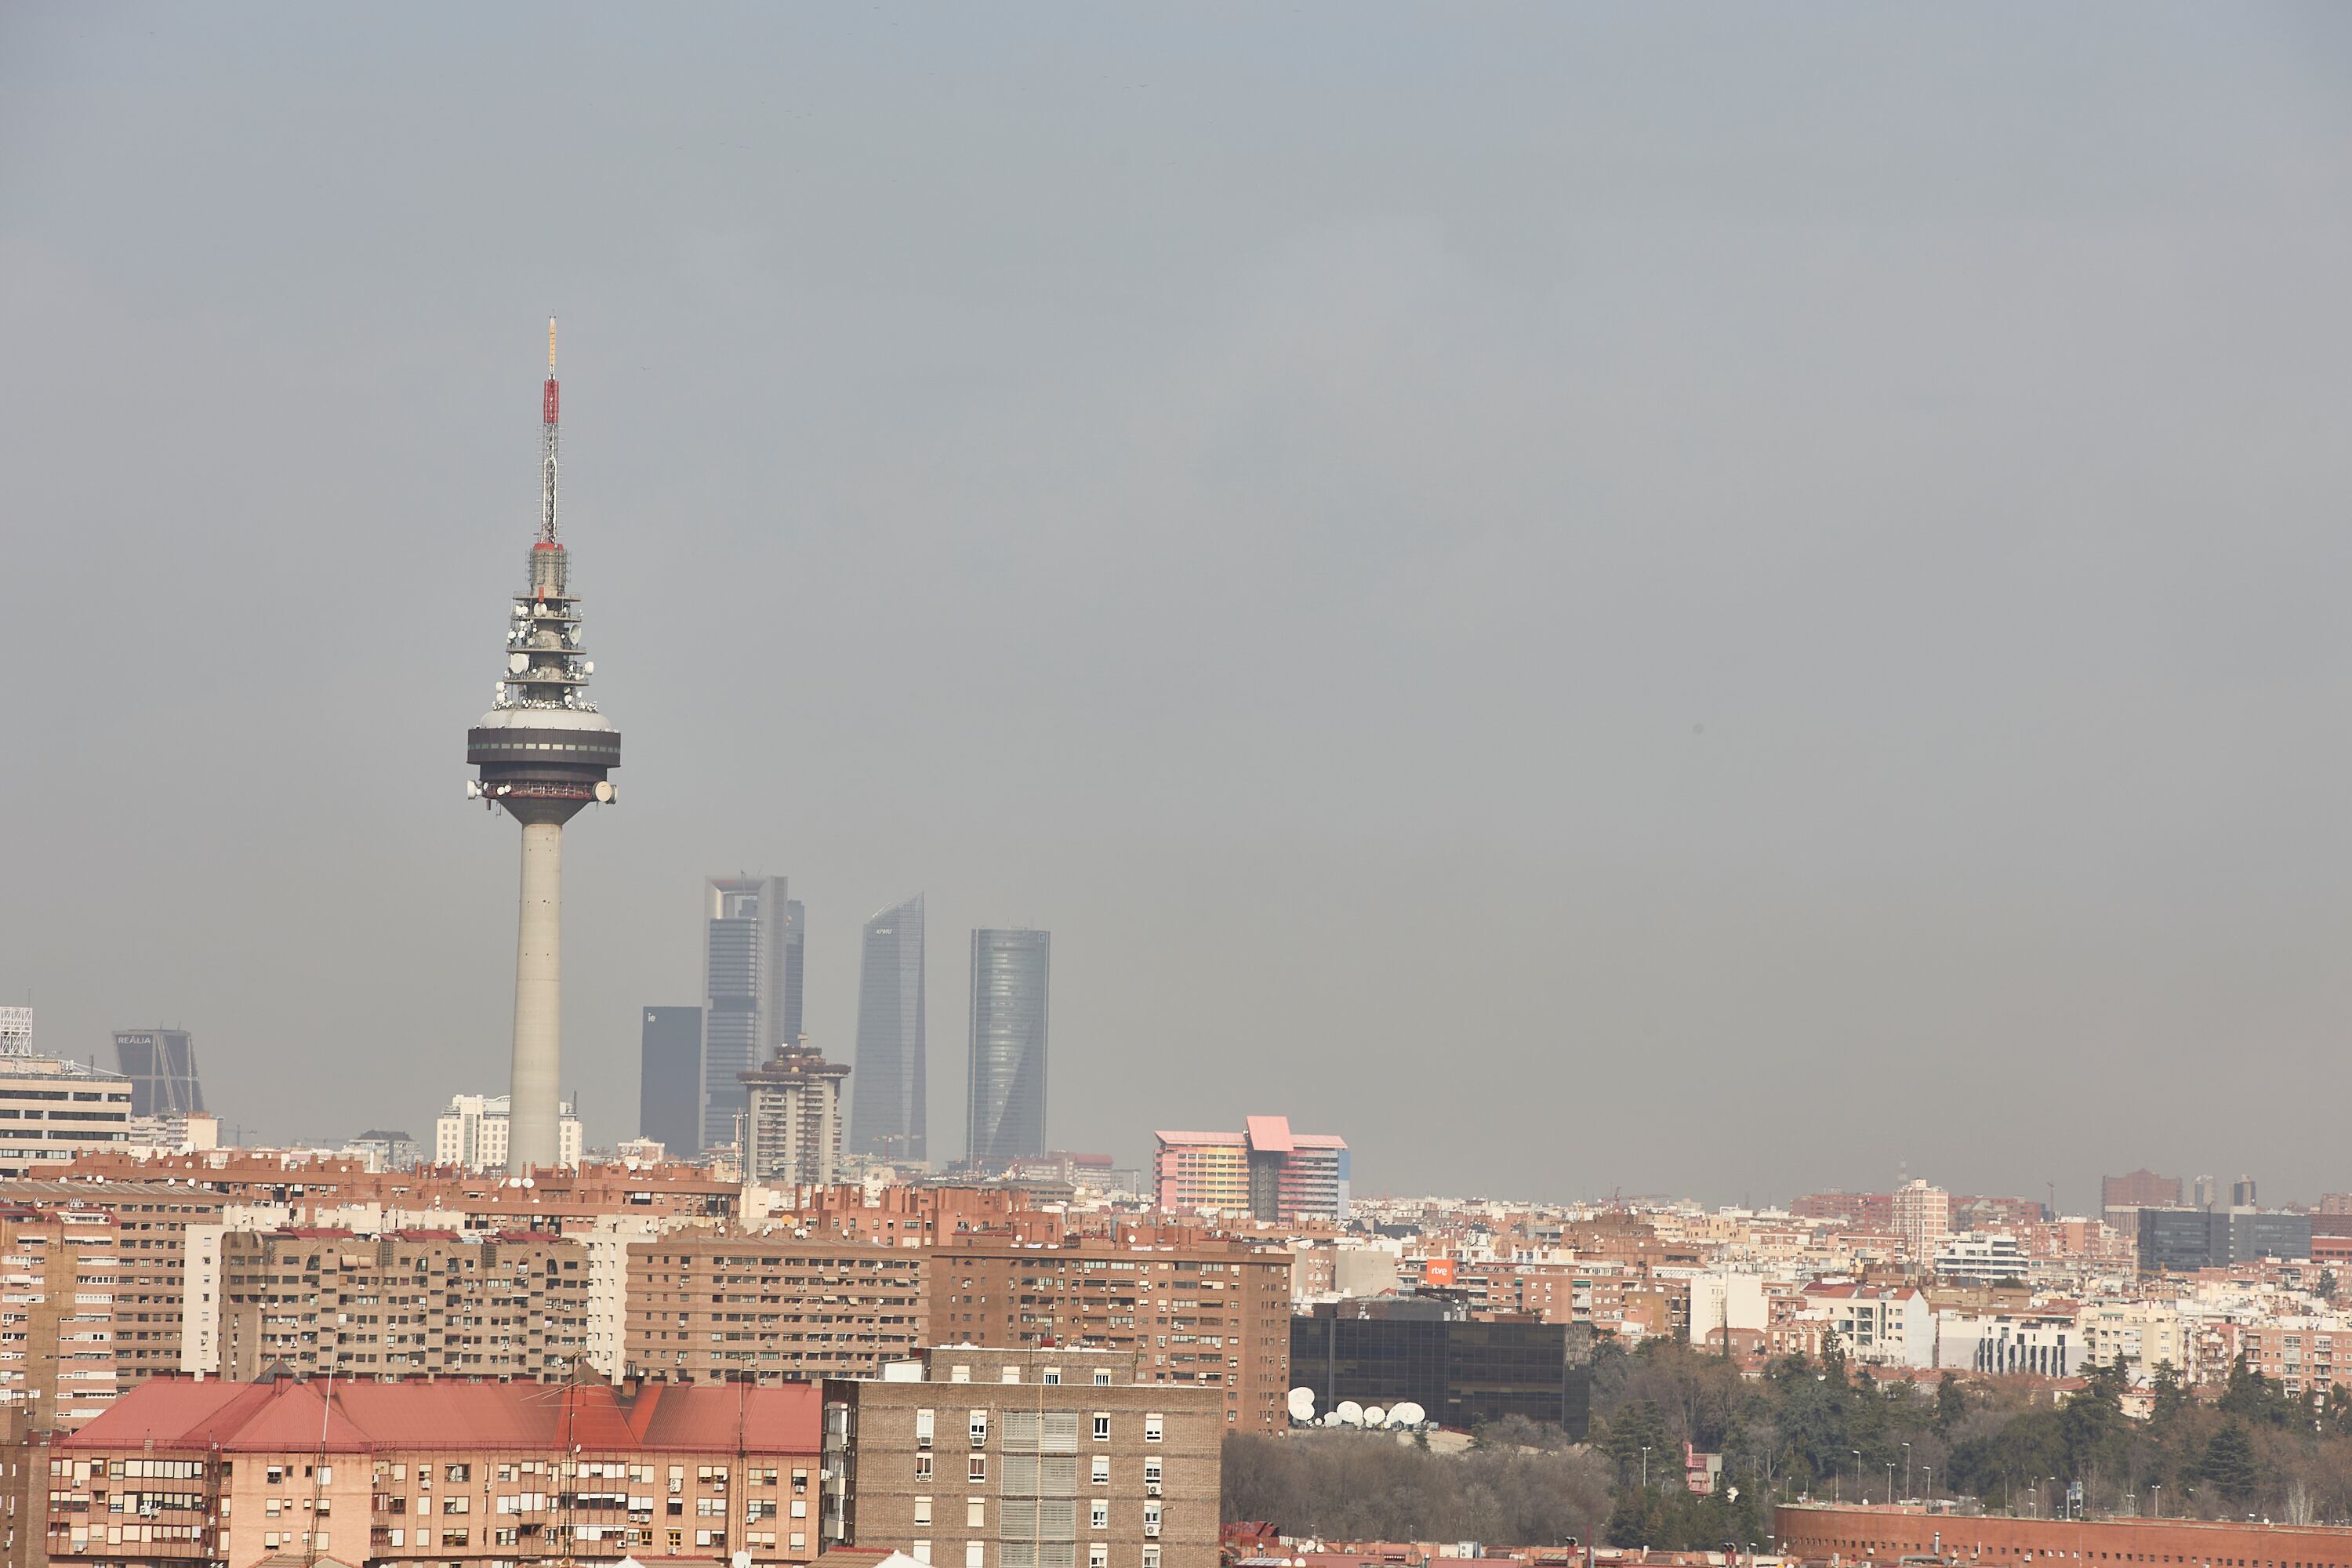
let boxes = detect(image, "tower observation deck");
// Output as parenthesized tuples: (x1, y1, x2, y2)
(466, 318, 620, 1174)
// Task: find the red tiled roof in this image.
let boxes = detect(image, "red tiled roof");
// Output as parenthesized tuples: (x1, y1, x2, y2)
(61, 1377, 822, 1456)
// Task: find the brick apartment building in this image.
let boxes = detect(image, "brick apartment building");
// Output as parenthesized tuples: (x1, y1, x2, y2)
(218, 1229, 590, 1381)
(0, 1181, 229, 1388)
(623, 1233, 927, 1382)
(927, 1235, 1291, 1433)
(41, 1372, 825, 1567)
(823, 1345, 1219, 1568)
(0, 1204, 119, 1428)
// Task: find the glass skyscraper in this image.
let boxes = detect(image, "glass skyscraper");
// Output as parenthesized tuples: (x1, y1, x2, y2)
(849, 895, 927, 1163)
(638, 1005, 702, 1156)
(966, 927, 1049, 1169)
(701, 875, 796, 1152)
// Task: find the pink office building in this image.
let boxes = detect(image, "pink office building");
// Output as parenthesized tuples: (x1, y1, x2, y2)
(1154, 1116, 1349, 1221)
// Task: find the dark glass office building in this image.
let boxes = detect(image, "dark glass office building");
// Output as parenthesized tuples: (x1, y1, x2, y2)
(111, 1029, 205, 1119)
(849, 895, 927, 1163)
(967, 927, 1049, 1169)
(2136, 1208, 2312, 1274)
(639, 1006, 702, 1156)
(1290, 1298, 1591, 1437)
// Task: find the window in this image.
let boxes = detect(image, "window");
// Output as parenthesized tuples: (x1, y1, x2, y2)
(1091, 1456, 1109, 1485)
(446, 1464, 471, 1483)
(971, 1410, 989, 1446)
(1044, 1367, 1061, 1385)
(1092, 1414, 1110, 1441)
(1094, 1369, 1112, 1386)
(913, 1544, 932, 1565)
(952, 1364, 972, 1384)
(970, 1456, 988, 1483)
(1143, 1458, 1161, 1486)
(964, 1544, 985, 1568)
(1091, 1547, 1109, 1568)
(1143, 1414, 1163, 1443)
(1003, 1366, 1021, 1383)
(1143, 1504, 1161, 1537)
(916, 1454, 934, 1481)
(1142, 1548, 1160, 1568)
(1091, 1500, 1109, 1530)
(914, 1497, 932, 1527)
(916, 1409, 936, 1447)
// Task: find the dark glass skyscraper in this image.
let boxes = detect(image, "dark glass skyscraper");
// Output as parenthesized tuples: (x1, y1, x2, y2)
(639, 1006, 702, 1156)
(849, 895, 926, 1163)
(112, 1029, 205, 1119)
(966, 927, 1049, 1169)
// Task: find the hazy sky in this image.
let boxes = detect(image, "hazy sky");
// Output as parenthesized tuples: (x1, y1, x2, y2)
(5, 5, 2352, 1210)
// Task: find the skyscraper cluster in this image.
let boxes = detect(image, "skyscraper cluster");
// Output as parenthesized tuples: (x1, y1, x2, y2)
(641, 882, 1051, 1174)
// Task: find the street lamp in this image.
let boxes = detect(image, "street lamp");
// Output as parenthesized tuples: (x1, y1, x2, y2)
(2151, 1485, 2162, 1519)
(1853, 1451, 1863, 1506)
(1924, 1467, 1934, 1507)
(1642, 1446, 1653, 1490)
(1903, 1443, 1913, 1502)
(1887, 1463, 1896, 1505)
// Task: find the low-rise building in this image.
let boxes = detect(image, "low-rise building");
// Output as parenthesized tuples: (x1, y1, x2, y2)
(432, 1094, 583, 1172)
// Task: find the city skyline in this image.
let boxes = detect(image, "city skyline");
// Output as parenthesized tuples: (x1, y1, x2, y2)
(6, 9, 2352, 1201)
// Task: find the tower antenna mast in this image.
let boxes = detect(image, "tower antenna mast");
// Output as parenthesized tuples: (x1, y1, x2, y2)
(541, 316, 561, 544)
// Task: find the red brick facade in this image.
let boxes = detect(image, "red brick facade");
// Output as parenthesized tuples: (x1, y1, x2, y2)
(1776, 1505, 2352, 1568)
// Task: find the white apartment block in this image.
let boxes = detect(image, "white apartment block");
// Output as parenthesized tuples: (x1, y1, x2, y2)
(434, 1092, 582, 1171)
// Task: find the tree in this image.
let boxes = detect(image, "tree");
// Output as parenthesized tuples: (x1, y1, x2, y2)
(1935, 1373, 1966, 1435)
(2318, 1269, 2339, 1305)
(2150, 1361, 2188, 1423)
(2198, 1421, 2259, 1503)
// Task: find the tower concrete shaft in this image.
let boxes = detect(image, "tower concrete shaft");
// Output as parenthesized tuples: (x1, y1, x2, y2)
(466, 319, 620, 1174)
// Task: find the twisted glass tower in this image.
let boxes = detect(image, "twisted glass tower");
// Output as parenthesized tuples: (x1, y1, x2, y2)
(966, 927, 1048, 1169)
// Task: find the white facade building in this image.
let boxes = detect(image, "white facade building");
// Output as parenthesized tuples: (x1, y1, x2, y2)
(1809, 1283, 1934, 1367)
(1689, 1272, 1772, 1347)
(1933, 1232, 2029, 1283)
(434, 1092, 581, 1171)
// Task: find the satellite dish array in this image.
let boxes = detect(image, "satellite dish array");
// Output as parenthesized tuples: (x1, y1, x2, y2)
(1285, 1388, 1428, 1430)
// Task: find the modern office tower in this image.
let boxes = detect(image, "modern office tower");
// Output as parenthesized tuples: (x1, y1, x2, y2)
(433, 1092, 583, 1171)
(2232, 1174, 2259, 1208)
(780, 896, 807, 1051)
(640, 1005, 702, 1156)
(965, 927, 1049, 1169)
(464, 320, 622, 1174)
(111, 1029, 205, 1119)
(739, 1039, 851, 1187)
(2193, 1174, 2220, 1209)
(2100, 1169, 2182, 1214)
(702, 875, 794, 1151)
(848, 895, 926, 1163)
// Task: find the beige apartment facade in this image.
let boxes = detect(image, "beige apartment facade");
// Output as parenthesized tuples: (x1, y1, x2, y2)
(825, 1346, 1218, 1568)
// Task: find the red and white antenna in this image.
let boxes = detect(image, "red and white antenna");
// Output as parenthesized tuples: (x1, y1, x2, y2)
(540, 316, 561, 544)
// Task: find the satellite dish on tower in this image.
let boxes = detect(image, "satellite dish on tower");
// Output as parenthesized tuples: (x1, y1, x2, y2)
(1389, 1401, 1426, 1428)
(1363, 1406, 1386, 1428)
(1335, 1400, 1364, 1428)
(1286, 1388, 1316, 1424)
(510, 652, 530, 673)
